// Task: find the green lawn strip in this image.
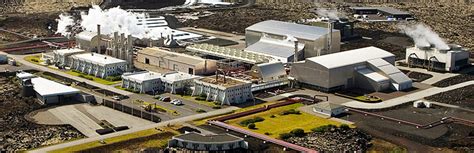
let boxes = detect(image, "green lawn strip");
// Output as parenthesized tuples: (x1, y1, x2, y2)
(24, 55, 43, 64)
(65, 70, 120, 85)
(181, 95, 219, 108)
(135, 100, 180, 116)
(48, 128, 176, 153)
(226, 103, 343, 138)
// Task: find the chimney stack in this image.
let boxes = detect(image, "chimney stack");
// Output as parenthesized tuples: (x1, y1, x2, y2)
(97, 24, 101, 54)
(327, 21, 333, 55)
(294, 40, 298, 62)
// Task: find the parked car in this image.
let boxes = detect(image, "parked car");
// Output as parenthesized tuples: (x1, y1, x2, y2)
(112, 96, 121, 101)
(160, 96, 171, 102)
(170, 99, 183, 105)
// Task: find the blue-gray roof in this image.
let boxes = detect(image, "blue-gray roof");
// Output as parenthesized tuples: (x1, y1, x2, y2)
(245, 20, 337, 40)
(245, 37, 304, 60)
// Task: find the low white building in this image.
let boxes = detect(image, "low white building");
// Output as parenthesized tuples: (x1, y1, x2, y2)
(52, 48, 88, 67)
(313, 102, 346, 117)
(192, 75, 253, 105)
(406, 44, 470, 72)
(121, 71, 199, 94)
(16, 72, 80, 104)
(70, 53, 128, 78)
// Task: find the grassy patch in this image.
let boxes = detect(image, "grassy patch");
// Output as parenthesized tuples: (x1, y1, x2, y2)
(226, 103, 342, 138)
(65, 70, 120, 85)
(24, 55, 43, 64)
(48, 128, 177, 153)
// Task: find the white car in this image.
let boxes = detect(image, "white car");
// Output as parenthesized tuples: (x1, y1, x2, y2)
(170, 99, 183, 105)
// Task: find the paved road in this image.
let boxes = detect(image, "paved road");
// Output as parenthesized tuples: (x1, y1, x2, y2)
(342, 80, 474, 109)
(396, 66, 459, 85)
(29, 106, 239, 153)
(6, 53, 134, 96)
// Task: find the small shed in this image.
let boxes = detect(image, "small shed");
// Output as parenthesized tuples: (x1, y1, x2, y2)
(313, 102, 346, 117)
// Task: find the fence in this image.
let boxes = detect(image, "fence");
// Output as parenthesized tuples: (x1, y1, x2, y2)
(102, 100, 161, 123)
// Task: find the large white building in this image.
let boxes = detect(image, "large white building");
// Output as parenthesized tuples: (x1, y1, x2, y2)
(245, 20, 341, 59)
(121, 71, 199, 94)
(70, 53, 128, 78)
(406, 44, 470, 72)
(192, 75, 253, 105)
(16, 72, 80, 104)
(291, 46, 412, 92)
(52, 48, 88, 67)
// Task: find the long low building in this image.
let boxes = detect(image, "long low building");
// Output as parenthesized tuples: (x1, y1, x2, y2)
(405, 44, 470, 72)
(137, 47, 217, 75)
(168, 132, 248, 151)
(52, 48, 88, 67)
(16, 72, 80, 104)
(121, 71, 199, 94)
(192, 75, 253, 105)
(70, 53, 128, 78)
(291, 46, 412, 92)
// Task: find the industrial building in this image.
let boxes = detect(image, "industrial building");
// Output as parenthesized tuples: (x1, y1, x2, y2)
(313, 102, 346, 117)
(104, 32, 134, 69)
(248, 62, 289, 91)
(291, 46, 412, 92)
(244, 36, 304, 63)
(245, 20, 341, 59)
(16, 72, 80, 105)
(186, 43, 273, 64)
(76, 30, 106, 52)
(351, 7, 414, 21)
(137, 47, 217, 75)
(168, 132, 248, 151)
(52, 48, 88, 67)
(121, 71, 199, 94)
(405, 44, 470, 72)
(70, 53, 128, 78)
(192, 75, 253, 105)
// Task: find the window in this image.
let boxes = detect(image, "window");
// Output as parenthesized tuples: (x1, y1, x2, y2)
(145, 58, 150, 64)
(188, 68, 194, 74)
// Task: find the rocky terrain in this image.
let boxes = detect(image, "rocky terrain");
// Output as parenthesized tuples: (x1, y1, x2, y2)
(0, 75, 84, 151)
(286, 126, 372, 152)
(432, 71, 474, 87)
(426, 84, 474, 109)
(181, 2, 474, 55)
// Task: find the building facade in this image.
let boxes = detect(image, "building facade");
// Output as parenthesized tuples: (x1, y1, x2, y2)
(137, 47, 217, 75)
(291, 46, 412, 92)
(122, 71, 199, 94)
(52, 48, 88, 67)
(245, 20, 341, 59)
(70, 53, 128, 78)
(312, 102, 346, 117)
(168, 132, 248, 151)
(192, 75, 253, 105)
(405, 44, 470, 72)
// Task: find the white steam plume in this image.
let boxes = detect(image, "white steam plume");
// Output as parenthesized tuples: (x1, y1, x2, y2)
(56, 5, 170, 40)
(315, 8, 345, 20)
(56, 14, 75, 37)
(398, 23, 450, 50)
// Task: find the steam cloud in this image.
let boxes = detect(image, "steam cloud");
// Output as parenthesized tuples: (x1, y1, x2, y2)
(56, 5, 170, 40)
(315, 8, 345, 20)
(398, 23, 450, 50)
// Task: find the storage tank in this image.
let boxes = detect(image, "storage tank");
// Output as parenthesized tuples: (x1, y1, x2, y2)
(21, 79, 35, 97)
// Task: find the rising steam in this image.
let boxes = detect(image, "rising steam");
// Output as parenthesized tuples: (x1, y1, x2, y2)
(56, 5, 169, 40)
(315, 8, 345, 20)
(398, 23, 450, 50)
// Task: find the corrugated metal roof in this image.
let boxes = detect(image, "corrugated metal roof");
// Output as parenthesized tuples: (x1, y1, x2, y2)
(314, 102, 344, 110)
(73, 53, 126, 65)
(54, 48, 86, 55)
(139, 47, 204, 65)
(173, 132, 243, 143)
(246, 20, 337, 40)
(308, 46, 394, 69)
(351, 7, 411, 15)
(31, 77, 80, 96)
(253, 62, 287, 82)
(245, 37, 304, 61)
(357, 68, 389, 82)
(76, 31, 98, 42)
(367, 58, 411, 84)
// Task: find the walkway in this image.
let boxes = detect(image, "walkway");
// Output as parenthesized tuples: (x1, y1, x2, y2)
(342, 80, 474, 109)
(396, 66, 458, 85)
(29, 106, 239, 153)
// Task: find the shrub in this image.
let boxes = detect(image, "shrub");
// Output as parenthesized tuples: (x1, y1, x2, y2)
(239, 117, 265, 126)
(212, 106, 221, 109)
(247, 123, 256, 129)
(264, 132, 271, 135)
(105, 75, 121, 81)
(279, 133, 293, 139)
(340, 124, 350, 130)
(280, 109, 301, 115)
(196, 109, 206, 113)
(195, 97, 206, 101)
(270, 115, 276, 118)
(31, 59, 39, 63)
(290, 128, 305, 137)
(311, 124, 337, 133)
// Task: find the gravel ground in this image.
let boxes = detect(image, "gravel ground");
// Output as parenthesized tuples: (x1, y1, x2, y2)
(286, 127, 372, 152)
(425, 85, 474, 109)
(432, 72, 474, 87)
(0, 76, 84, 151)
(401, 70, 433, 82)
